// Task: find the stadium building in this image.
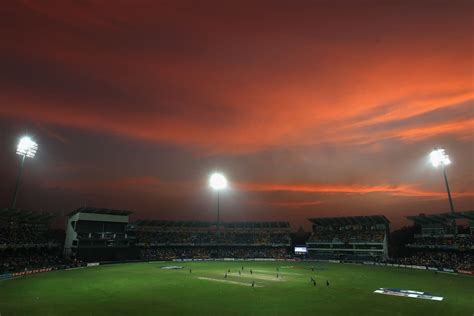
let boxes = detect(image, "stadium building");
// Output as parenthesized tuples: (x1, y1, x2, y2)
(64, 207, 137, 261)
(403, 211, 474, 271)
(306, 215, 390, 261)
(0, 208, 63, 274)
(130, 220, 292, 260)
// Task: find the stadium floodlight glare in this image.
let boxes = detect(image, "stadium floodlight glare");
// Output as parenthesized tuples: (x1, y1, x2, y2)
(16, 136, 38, 158)
(209, 172, 227, 190)
(430, 148, 450, 168)
(209, 172, 228, 242)
(11, 136, 38, 209)
(429, 148, 455, 217)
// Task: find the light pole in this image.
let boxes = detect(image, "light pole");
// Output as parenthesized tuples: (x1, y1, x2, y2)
(429, 148, 455, 214)
(429, 148, 456, 233)
(209, 172, 227, 233)
(11, 136, 38, 209)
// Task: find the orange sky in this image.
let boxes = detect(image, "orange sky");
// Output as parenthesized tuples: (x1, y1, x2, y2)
(0, 0, 472, 229)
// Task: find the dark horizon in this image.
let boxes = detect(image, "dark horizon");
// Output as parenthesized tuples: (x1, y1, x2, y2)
(1, 0, 473, 231)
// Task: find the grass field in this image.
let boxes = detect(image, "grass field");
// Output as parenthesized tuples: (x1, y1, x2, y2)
(1, 261, 473, 315)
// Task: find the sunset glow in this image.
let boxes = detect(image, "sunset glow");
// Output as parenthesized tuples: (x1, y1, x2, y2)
(0, 0, 472, 228)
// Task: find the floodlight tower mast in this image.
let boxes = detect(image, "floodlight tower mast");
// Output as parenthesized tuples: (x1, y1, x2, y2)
(11, 136, 38, 209)
(429, 148, 456, 234)
(209, 172, 227, 233)
(429, 148, 455, 214)
(442, 167, 455, 215)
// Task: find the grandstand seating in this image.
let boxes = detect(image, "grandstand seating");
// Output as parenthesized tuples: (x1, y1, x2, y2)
(307, 229, 385, 243)
(139, 246, 290, 260)
(306, 215, 389, 261)
(2, 206, 473, 275)
(0, 209, 58, 247)
(131, 220, 291, 259)
(132, 220, 291, 246)
(408, 235, 473, 249)
(0, 248, 69, 274)
(397, 211, 474, 271)
(0, 208, 67, 274)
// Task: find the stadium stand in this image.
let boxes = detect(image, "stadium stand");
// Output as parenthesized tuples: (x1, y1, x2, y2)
(3, 205, 472, 276)
(306, 215, 390, 261)
(131, 220, 292, 259)
(389, 251, 474, 271)
(392, 211, 474, 271)
(64, 207, 138, 261)
(0, 208, 69, 274)
(139, 246, 289, 260)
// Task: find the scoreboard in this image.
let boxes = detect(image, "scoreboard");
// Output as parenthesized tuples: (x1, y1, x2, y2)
(294, 246, 307, 254)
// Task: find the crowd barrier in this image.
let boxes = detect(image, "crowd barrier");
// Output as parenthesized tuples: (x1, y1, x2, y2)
(0, 267, 53, 281)
(457, 269, 474, 276)
(0, 273, 12, 280)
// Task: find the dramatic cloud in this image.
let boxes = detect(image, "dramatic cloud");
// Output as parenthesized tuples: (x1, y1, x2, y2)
(236, 182, 474, 198)
(0, 0, 472, 229)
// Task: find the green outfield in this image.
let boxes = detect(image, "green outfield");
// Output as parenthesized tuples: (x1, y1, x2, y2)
(1, 261, 473, 315)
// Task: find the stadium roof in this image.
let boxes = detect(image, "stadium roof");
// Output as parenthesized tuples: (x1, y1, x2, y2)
(407, 211, 474, 225)
(133, 220, 212, 227)
(223, 221, 290, 229)
(132, 220, 290, 229)
(459, 211, 474, 220)
(308, 215, 389, 226)
(68, 207, 132, 217)
(0, 208, 55, 223)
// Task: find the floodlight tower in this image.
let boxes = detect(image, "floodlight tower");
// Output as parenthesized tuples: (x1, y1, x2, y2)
(209, 172, 227, 233)
(429, 148, 457, 235)
(11, 136, 38, 209)
(429, 148, 455, 214)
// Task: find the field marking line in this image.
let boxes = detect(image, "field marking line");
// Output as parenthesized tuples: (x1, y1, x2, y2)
(197, 277, 264, 287)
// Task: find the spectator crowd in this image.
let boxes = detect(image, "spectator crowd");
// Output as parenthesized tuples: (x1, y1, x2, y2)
(0, 216, 68, 274)
(139, 246, 290, 260)
(134, 223, 292, 262)
(307, 228, 385, 243)
(0, 223, 59, 246)
(388, 251, 473, 271)
(134, 229, 291, 246)
(2, 211, 472, 275)
(0, 248, 75, 274)
(409, 235, 474, 249)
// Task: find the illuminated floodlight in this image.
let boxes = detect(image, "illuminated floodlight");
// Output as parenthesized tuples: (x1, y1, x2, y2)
(11, 135, 39, 209)
(16, 136, 38, 158)
(430, 148, 450, 168)
(428, 148, 455, 215)
(209, 172, 227, 190)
